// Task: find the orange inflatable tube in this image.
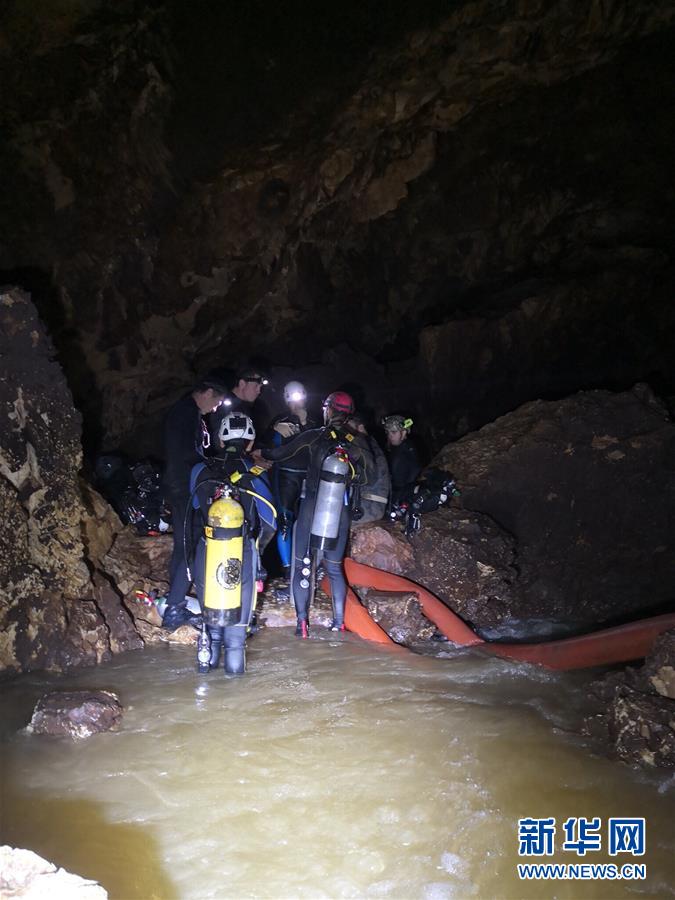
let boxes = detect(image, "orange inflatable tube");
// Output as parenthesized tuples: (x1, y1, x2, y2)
(338, 559, 675, 670)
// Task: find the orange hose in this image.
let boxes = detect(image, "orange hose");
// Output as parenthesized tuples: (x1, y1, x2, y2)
(340, 558, 675, 670)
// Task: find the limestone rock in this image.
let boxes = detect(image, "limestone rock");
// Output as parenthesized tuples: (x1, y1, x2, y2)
(408, 508, 518, 630)
(79, 480, 123, 569)
(603, 687, 675, 769)
(350, 523, 415, 575)
(91, 573, 143, 655)
(0, 846, 107, 899)
(645, 629, 675, 701)
(361, 590, 435, 646)
(349, 509, 518, 631)
(101, 528, 172, 644)
(584, 630, 675, 769)
(0, 288, 112, 673)
(433, 386, 675, 625)
(27, 690, 123, 740)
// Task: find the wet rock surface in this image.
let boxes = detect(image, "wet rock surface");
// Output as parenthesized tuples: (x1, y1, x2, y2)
(27, 690, 124, 740)
(350, 510, 520, 633)
(584, 630, 675, 769)
(360, 590, 435, 646)
(0, 846, 107, 898)
(255, 577, 334, 629)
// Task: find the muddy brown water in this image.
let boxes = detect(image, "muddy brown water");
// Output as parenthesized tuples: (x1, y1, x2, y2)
(1, 630, 674, 899)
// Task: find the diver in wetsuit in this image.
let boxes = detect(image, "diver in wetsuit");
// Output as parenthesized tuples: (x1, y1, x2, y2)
(254, 391, 375, 637)
(264, 381, 319, 584)
(190, 412, 276, 674)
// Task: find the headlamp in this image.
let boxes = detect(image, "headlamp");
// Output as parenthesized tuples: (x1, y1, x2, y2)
(289, 390, 305, 403)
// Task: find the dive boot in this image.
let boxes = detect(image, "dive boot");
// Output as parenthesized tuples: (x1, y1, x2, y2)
(162, 603, 203, 632)
(224, 646, 246, 676)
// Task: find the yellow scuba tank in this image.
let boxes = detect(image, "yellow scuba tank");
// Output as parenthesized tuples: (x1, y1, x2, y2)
(203, 494, 244, 627)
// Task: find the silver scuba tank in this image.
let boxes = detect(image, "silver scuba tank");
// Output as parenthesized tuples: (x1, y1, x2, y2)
(310, 450, 349, 549)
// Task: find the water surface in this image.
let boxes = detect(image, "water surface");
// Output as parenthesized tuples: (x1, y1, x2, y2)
(1, 630, 673, 899)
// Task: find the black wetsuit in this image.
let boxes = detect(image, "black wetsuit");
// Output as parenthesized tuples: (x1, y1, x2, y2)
(162, 393, 209, 608)
(263, 412, 319, 569)
(262, 423, 374, 627)
(387, 440, 422, 506)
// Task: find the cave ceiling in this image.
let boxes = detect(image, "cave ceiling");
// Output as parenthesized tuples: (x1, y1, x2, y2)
(1, 0, 674, 454)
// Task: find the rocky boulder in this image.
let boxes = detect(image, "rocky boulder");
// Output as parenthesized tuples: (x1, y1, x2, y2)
(433, 386, 675, 625)
(361, 590, 436, 646)
(350, 511, 520, 633)
(26, 690, 124, 740)
(350, 523, 415, 575)
(645, 630, 675, 700)
(584, 629, 675, 769)
(100, 528, 172, 644)
(0, 846, 107, 898)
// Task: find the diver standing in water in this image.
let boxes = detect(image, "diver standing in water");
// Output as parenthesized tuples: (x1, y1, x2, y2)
(191, 412, 276, 675)
(263, 381, 319, 590)
(254, 391, 375, 637)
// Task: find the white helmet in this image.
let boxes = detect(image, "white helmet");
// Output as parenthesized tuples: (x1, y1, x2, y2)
(283, 380, 306, 405)
(218, 412, 255, 443)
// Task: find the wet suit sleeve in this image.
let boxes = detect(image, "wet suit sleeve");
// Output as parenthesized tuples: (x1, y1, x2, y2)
(260, 428, 319, 464)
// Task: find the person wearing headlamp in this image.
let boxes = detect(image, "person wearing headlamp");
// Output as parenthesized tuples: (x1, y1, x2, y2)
(382, 414, 421, 506)
(207, 366, 268, 450)
(263, 381, 319, 587)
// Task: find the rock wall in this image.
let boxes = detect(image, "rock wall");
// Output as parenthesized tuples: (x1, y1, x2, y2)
(0, 287, 141, 675)
(1, 1, 673, 455)
(584, 629, 675, 768)
(353, 384, 674, 632)
(433, 385, 675, 625)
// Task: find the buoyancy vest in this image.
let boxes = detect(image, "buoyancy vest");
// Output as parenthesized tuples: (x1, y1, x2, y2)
(190, 456, 277, 533)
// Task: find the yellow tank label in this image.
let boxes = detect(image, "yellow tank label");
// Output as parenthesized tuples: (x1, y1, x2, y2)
(204, 535, 243, 610)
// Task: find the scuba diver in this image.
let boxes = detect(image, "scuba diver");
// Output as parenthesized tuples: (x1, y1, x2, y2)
(190, 412, 277, 675)
(383, 414, 422, 506)
(254, 391, 375, 638)
(264, 381, 319, 586)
